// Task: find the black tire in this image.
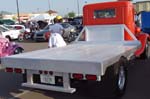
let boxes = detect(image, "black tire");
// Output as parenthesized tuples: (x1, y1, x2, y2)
(5, 36, 11, 41)
(14, 48, 23, 54)
(18, 36, 24, 42)
(25, 34, 31, 39)
(68, 32, 78, 43)
(115, 63, 127, 96)
(140, 40, 150, 59)
(102, 58, 127, 96)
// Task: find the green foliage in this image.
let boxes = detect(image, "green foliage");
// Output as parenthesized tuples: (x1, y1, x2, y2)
(12, 16, 17, 21)
(68, 12, 75, 18)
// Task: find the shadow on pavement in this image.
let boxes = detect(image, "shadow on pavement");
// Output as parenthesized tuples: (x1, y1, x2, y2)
(0, 69, 31, 99)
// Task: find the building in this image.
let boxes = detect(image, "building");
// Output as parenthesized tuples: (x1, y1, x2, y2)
(134, 1, 150, 13)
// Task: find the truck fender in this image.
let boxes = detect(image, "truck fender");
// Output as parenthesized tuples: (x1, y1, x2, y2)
(135, 33, 149, 57)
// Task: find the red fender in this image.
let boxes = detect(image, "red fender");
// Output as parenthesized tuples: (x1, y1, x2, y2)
(135, 33, 149, 57)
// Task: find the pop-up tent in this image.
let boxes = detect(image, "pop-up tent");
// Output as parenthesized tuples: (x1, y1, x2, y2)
(30, 14, 56, 24)
(30, 14, 51, 21)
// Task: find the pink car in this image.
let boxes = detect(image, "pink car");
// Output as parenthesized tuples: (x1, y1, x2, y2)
(0, 36, 24, 59)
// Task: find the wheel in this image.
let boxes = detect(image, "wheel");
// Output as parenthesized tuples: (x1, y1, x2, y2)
(25, 34, 30, 39)
(141, 40, 150, 59)
(102, 58, 127, 96)
(115, 64, 127, 96)
(14, 48, 23, 54)
(67, 32, 78, 43)
(5, 36, 11, 41)
(18, 36, 24, 42)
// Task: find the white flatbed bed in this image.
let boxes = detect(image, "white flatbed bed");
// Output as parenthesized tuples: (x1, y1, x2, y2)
(0, 25, 141, 93)
(1, 41, 139, 75)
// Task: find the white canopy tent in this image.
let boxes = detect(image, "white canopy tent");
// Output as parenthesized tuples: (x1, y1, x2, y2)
(30, 14, 56, 24)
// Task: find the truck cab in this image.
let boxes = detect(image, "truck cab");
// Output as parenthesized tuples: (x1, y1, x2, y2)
(83, 1, 135, 40)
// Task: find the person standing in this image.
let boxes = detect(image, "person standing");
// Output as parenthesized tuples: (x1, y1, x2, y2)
(48, 16, 66, 48)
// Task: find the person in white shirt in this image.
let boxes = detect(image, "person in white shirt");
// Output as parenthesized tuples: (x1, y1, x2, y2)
(48, 16, 66, 48)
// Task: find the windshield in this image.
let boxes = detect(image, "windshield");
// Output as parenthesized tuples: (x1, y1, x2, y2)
(43, 25, 49, 30)
(0, 26, 9, 32)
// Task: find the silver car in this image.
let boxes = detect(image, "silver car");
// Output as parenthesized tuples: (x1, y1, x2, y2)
(34, 23, 76, 42)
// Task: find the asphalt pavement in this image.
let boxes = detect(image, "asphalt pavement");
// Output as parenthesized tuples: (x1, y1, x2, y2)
(0, 41, 150, 99)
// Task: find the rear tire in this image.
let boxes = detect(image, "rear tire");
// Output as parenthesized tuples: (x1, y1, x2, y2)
(102, 58, 127, 96)
(141, 40, 150, 59)
(115, 64, 127, 96)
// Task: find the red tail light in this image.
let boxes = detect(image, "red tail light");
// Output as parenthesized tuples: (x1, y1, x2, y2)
(14, 68, 22, 73)
(39, 70, 53, 75)
(39, 70, 43, 74)
(49, 71, 53, 75)
(72, 73, 84, 80)
(85, 75, 97, 80)
(44, 71, 48, 75)
(5, 68, 13, 72)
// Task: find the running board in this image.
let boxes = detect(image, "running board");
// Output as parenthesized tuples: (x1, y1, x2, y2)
(22, 83, 76, 93)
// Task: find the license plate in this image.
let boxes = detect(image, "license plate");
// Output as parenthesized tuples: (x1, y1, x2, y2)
(40, 75, 55, 84)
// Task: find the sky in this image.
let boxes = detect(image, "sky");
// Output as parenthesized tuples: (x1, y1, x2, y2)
(0, 0, 147, 16)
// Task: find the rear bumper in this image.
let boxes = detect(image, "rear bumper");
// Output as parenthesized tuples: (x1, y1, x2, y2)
(22, 83, 76, 93)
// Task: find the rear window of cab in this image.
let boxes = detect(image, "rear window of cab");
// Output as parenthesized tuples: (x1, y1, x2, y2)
(94, 9, 116, 19)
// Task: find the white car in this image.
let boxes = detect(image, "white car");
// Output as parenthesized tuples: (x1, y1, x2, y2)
(0, 25, 21, 41)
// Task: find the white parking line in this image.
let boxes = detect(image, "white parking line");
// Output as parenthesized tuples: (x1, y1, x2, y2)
(9, 90, 30, 99)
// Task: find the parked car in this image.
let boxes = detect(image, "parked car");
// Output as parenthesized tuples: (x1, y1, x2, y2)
(33, 24, 50, 42)
(4, 24, 26, 31)
(0, 19, 15, 25)
(70, 20, 83, 32)
(0, 25, 21, 41)
(34, 23, 76, 42)
(0, 36, 24, 61)
(61, 22, 76, 39)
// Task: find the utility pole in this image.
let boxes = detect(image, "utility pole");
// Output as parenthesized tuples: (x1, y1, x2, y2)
(77, 0, 80, 16)
(16, 0, 20, 24)
(48, 0, 51, 11)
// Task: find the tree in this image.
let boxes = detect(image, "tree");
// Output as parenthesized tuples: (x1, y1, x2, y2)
(68, 12, 75, 18)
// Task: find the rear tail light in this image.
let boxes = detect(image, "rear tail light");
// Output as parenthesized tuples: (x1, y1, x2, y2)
(44, 71, 48, 74)
(5, 68, 13, 72)
(85, 75, 97, 81)
(49, 71, 53, 75)
(14, 68, 22, 73)
(39, 70, 53, 75)
(39, 70, 43, 74)
(72, 73, 84, 80)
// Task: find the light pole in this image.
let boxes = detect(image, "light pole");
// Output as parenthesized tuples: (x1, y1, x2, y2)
(48, 0, 51, 11)
(77, 0, 80, 16)
(16, 0, 20, 24)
